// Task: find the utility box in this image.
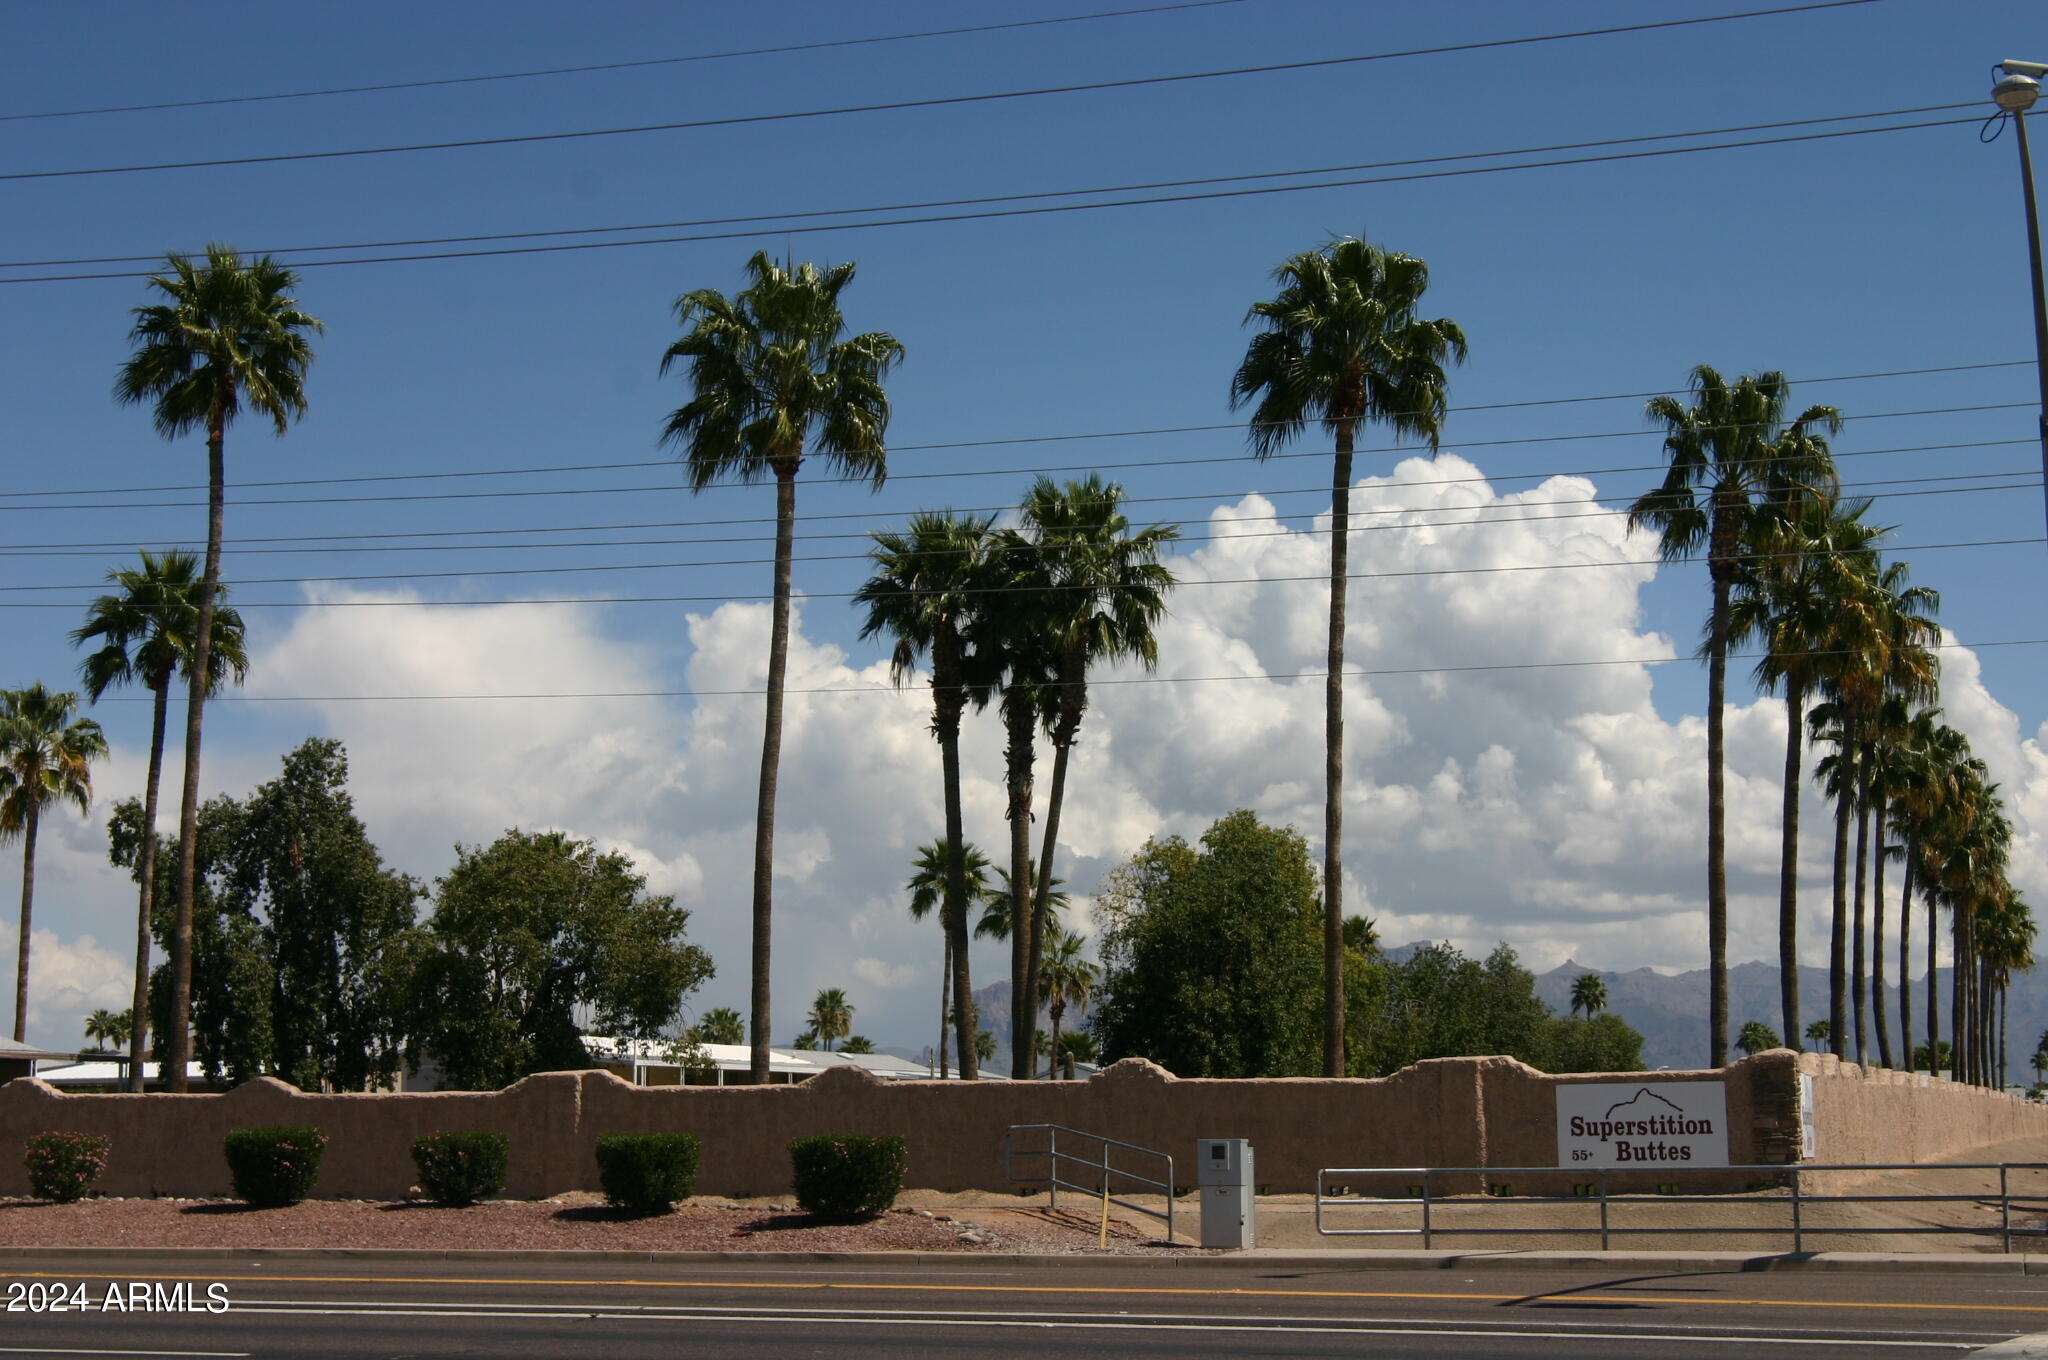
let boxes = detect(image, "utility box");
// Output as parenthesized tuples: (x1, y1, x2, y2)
(1196, 1137, 1255, 1249)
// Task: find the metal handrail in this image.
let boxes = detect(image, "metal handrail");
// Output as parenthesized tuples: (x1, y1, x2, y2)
(1314, 1162, 2048, 1251)
(1006, 1123, 1176, 1243)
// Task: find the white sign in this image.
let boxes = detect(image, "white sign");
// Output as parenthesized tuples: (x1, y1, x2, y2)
(1799, 1073, 1817, 1160)
(1555, 1081, 1729, 1168)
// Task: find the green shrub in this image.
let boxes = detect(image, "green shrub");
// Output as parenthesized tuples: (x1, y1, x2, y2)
(410, 1130, 508, 1207)
(24, 1132, 110, 1204)
(788, 1134, 906, 1221)
(223, 1126, 327, 1207)
(594, 1132, 699, 1216)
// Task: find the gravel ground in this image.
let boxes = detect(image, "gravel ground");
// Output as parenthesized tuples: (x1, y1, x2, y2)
(0, 1191, 1185, 1255)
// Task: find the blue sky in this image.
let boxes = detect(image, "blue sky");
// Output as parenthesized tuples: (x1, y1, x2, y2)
(4, 0, 2046, 1061)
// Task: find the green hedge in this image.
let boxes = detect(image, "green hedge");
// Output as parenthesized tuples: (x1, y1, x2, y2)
(24, 1132, 109, 1204)
(788, 1134, 906, 1222)
(410, 1130, 508, 1207)
(594, 1132, 699, 1216)
(224, 1126, 326, 1208)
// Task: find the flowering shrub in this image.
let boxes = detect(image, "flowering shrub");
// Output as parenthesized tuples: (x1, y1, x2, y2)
(24, 1132, 109, 1203)
(223, 1126, 327, 1207)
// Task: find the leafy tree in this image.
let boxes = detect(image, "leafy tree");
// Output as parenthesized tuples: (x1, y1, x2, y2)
(1011, 474, 1177, 1078)
(108, 740, 417, 1089)
(1627, 366, 1837, 1067)
(409, 829, 713, 1090)
(902, 836, 993, 1079)
(692, 1006, 744, 1046)
(807, 987, 853, 1053)
(1091, 811, 1323, 1077)
(71, 549, 248, 1091)
(116, 245, 320, 1091)
(1569, 973, 1608, 1019)
(1037, 923, 1098, 1080)
(1736, 1020, 1783, 1057)
(1544, 1014, 1645, 1073)
(1, 684, 108, 1042)
(839, 1034, 874, 1055)
(663, 251, 901, 1084)
(1231, 235, 1465, 1077)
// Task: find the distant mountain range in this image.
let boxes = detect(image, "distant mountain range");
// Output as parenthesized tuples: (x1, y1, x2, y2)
(884, 947, 2046, 1078)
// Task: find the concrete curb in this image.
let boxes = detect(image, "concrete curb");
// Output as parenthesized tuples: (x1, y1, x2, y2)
(0, 1245, 2033, 1274)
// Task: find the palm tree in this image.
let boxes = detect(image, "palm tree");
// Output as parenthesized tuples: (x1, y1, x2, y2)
(1055, 1029, 1099, 1078)
(1014, 474, 1177, 1079)
(1726, 492, 1877, 1051)
(974, 868, 1066, 945)
(807, 987, 853, 1052)
(0, 685, 109, 1043)
(70, 549, 248, 1092)
(1038, 923, 1098, 1080)
(663, 252, 902, 1084)
(83, 1007, 128, 1052)
(1627, 367, 1838, 1067)
(115, 243, 320, 1091)
(1569, 973, 1608, 1019)
(905, 838, 993, 1078)
(1736, 1021, 1782, 1057)
(1805, 1019, 1833, 1050)
(1230, 234, 1467, 1076)
(861, 517, 995, 1079)
(693, 1006, 744, 1045)
(840, 1035, 875, 1055)
(967, 529, 1058, 1081)
(973, 1028, 996, 1066)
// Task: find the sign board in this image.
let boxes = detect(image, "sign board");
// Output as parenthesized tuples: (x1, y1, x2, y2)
(1799, 1073, 1817, 1160)
(1555, 1081, 1730, 1168)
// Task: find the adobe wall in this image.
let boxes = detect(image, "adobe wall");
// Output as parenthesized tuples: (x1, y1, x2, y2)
(1, 1051, 2041, 1200)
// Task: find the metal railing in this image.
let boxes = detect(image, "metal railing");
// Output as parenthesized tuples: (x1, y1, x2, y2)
(1314, 1163, 2048, 1252)
(1006, 1124, 1176, 1243)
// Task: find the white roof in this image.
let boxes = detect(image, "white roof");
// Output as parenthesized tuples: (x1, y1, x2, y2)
(582, 1036, 821, 1075)
(33, 1061, 209, 1085)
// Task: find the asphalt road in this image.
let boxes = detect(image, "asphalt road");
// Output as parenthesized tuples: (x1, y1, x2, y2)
(2, 1255, 2043, 1358)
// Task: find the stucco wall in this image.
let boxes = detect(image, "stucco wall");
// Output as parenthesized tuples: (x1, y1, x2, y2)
(1, 1051, 2040, 1200)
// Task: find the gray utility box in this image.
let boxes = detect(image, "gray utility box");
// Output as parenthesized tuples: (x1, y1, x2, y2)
(1196, 1137, 1256, 1249)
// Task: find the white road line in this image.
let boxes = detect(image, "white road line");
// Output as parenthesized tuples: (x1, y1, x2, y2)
(0, 1350, 250, 1358)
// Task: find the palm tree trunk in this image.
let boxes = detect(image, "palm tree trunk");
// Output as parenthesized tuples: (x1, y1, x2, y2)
(1027, 671, 1082, 1087)
(1705, 506, 1737, 1070)
(1322, 428, 1353, 1077)
(1871, 786, 1892, 1068)
(1899, 837, 1916, 1072)
(1778, 681, 1805, 1049)
(938, 934, 951, 1080)
(1953, 908, 1968, 1083)
(2000, 985, 2010, 1089)
(1003, 689, 1036, 1080)
(1828, 757, 1851, 1057)
(166, 404, 228, 1092)
(1927, 880, 1940, 1073)
(1850, 742, 1871, 1063)
(128, 677, 171, 1092)
(745, 464, 797, 1084)
(11, 802, 38, 1043)
(1047, 1000, 1064, 1081)
(935, 657, 977, 1081)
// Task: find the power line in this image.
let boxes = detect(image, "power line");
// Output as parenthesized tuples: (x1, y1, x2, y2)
(0, 2, 1880, 186)
(5, 402, 2030, 513)
(9, 463, 2030, 561)
(0, 113, 1974, 285)
(4, 473, 2030, 587)
(4, 535, 2034, 611)
(91, 636, 2048, 704)
(0, 2, 1247, 123)
(10, 359, 2026, 500)
(5, 100, 1964, 271)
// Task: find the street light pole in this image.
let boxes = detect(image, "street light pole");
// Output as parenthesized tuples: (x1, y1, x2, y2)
(1992, 62, 2048, 540)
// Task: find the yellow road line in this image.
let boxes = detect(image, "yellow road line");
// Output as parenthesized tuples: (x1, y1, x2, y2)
(8, 1269, 2048, 1315)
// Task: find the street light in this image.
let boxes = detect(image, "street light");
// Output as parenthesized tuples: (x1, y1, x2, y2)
(1990, 60, 2048, 538)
